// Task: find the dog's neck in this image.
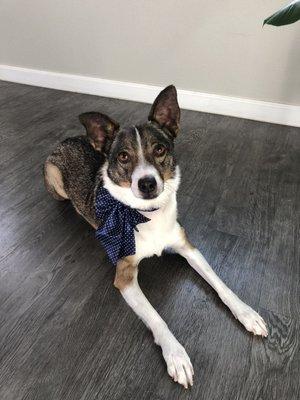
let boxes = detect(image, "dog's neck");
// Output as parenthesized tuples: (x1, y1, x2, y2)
(101, 163, 181, 211)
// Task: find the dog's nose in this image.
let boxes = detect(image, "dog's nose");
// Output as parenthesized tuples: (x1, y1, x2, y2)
(138, 176, 157, 196)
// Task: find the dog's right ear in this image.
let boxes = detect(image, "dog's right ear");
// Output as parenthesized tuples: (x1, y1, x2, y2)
(148, 85, 180, 137)
(79, 112, 119, 152)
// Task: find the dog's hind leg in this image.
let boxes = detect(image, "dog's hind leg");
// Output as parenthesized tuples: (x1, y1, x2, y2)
(44, 161, 69, 201)
(114, 256, 194, 389)
(172, 227, 268, 337)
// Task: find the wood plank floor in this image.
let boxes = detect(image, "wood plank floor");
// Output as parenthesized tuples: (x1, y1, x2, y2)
(0, 81, 299, 400)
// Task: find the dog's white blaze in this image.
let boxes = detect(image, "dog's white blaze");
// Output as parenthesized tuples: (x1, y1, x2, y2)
(130, 127, 164, 198)
(134, 126, 145, 164)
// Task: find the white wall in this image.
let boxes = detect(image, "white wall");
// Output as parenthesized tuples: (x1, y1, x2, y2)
(1, 0, 300, 106)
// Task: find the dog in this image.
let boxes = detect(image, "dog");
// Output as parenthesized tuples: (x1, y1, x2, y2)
(44, 85, 268, 389)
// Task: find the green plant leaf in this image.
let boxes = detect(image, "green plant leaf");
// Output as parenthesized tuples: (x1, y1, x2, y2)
(264, 0, 300, 26)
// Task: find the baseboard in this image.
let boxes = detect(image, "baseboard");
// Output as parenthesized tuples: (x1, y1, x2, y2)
(0, 64, 299, 127)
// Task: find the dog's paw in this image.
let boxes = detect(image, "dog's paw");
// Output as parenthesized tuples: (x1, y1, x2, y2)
(162, 342, 194, 389)
(234, 304, 268, 337)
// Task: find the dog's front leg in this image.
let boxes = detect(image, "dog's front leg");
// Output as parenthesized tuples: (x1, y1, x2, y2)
(114, 257, 194, 388)
(172, 228, 268, 337)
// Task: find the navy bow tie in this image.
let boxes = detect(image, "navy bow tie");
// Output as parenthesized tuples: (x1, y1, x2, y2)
(95, 186, 153, 265)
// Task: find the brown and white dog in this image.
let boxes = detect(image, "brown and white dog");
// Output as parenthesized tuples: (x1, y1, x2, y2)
(44, 85, 268, 389)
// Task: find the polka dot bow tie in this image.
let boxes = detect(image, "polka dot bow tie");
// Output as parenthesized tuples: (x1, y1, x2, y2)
(95, 186, 156, 265)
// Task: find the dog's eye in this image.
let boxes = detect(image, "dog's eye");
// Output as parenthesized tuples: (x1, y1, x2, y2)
(154, 144, 166, 157)
(118, 151, 130, 163)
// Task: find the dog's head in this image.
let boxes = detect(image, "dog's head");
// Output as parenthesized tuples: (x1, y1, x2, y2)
(79, 85, 181, 209)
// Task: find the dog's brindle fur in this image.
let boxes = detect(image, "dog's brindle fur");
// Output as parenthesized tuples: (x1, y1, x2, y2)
(44, 86, 268, 389)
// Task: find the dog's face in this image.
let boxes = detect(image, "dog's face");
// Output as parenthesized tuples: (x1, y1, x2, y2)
(106, 123, 176, 199)
(79, 85, 180, 202)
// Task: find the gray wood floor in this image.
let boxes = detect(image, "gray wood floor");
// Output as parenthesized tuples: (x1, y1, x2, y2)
(0, 81, 299, 400)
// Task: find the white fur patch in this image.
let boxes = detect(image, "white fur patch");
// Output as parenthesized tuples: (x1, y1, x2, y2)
(130, 127, 164, 198)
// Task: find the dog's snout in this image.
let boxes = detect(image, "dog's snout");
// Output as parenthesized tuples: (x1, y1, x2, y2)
(138, 176, 157, 196)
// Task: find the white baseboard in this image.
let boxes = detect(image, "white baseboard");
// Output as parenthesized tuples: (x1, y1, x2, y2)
(0, 64, 299, 127)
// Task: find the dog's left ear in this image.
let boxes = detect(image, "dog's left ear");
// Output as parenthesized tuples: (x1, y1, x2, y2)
(79, 112, 119, 152)
(148, 85, 180, 137)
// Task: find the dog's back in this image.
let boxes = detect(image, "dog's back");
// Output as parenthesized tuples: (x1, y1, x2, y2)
(44, 135, 105, 227)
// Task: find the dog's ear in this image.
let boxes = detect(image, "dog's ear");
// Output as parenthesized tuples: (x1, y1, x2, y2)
(148, 85, 180, 137)
(79, 112, 119, 152)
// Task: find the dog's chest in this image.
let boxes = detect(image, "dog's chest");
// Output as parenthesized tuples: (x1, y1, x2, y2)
(134, 195, 179, 260)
